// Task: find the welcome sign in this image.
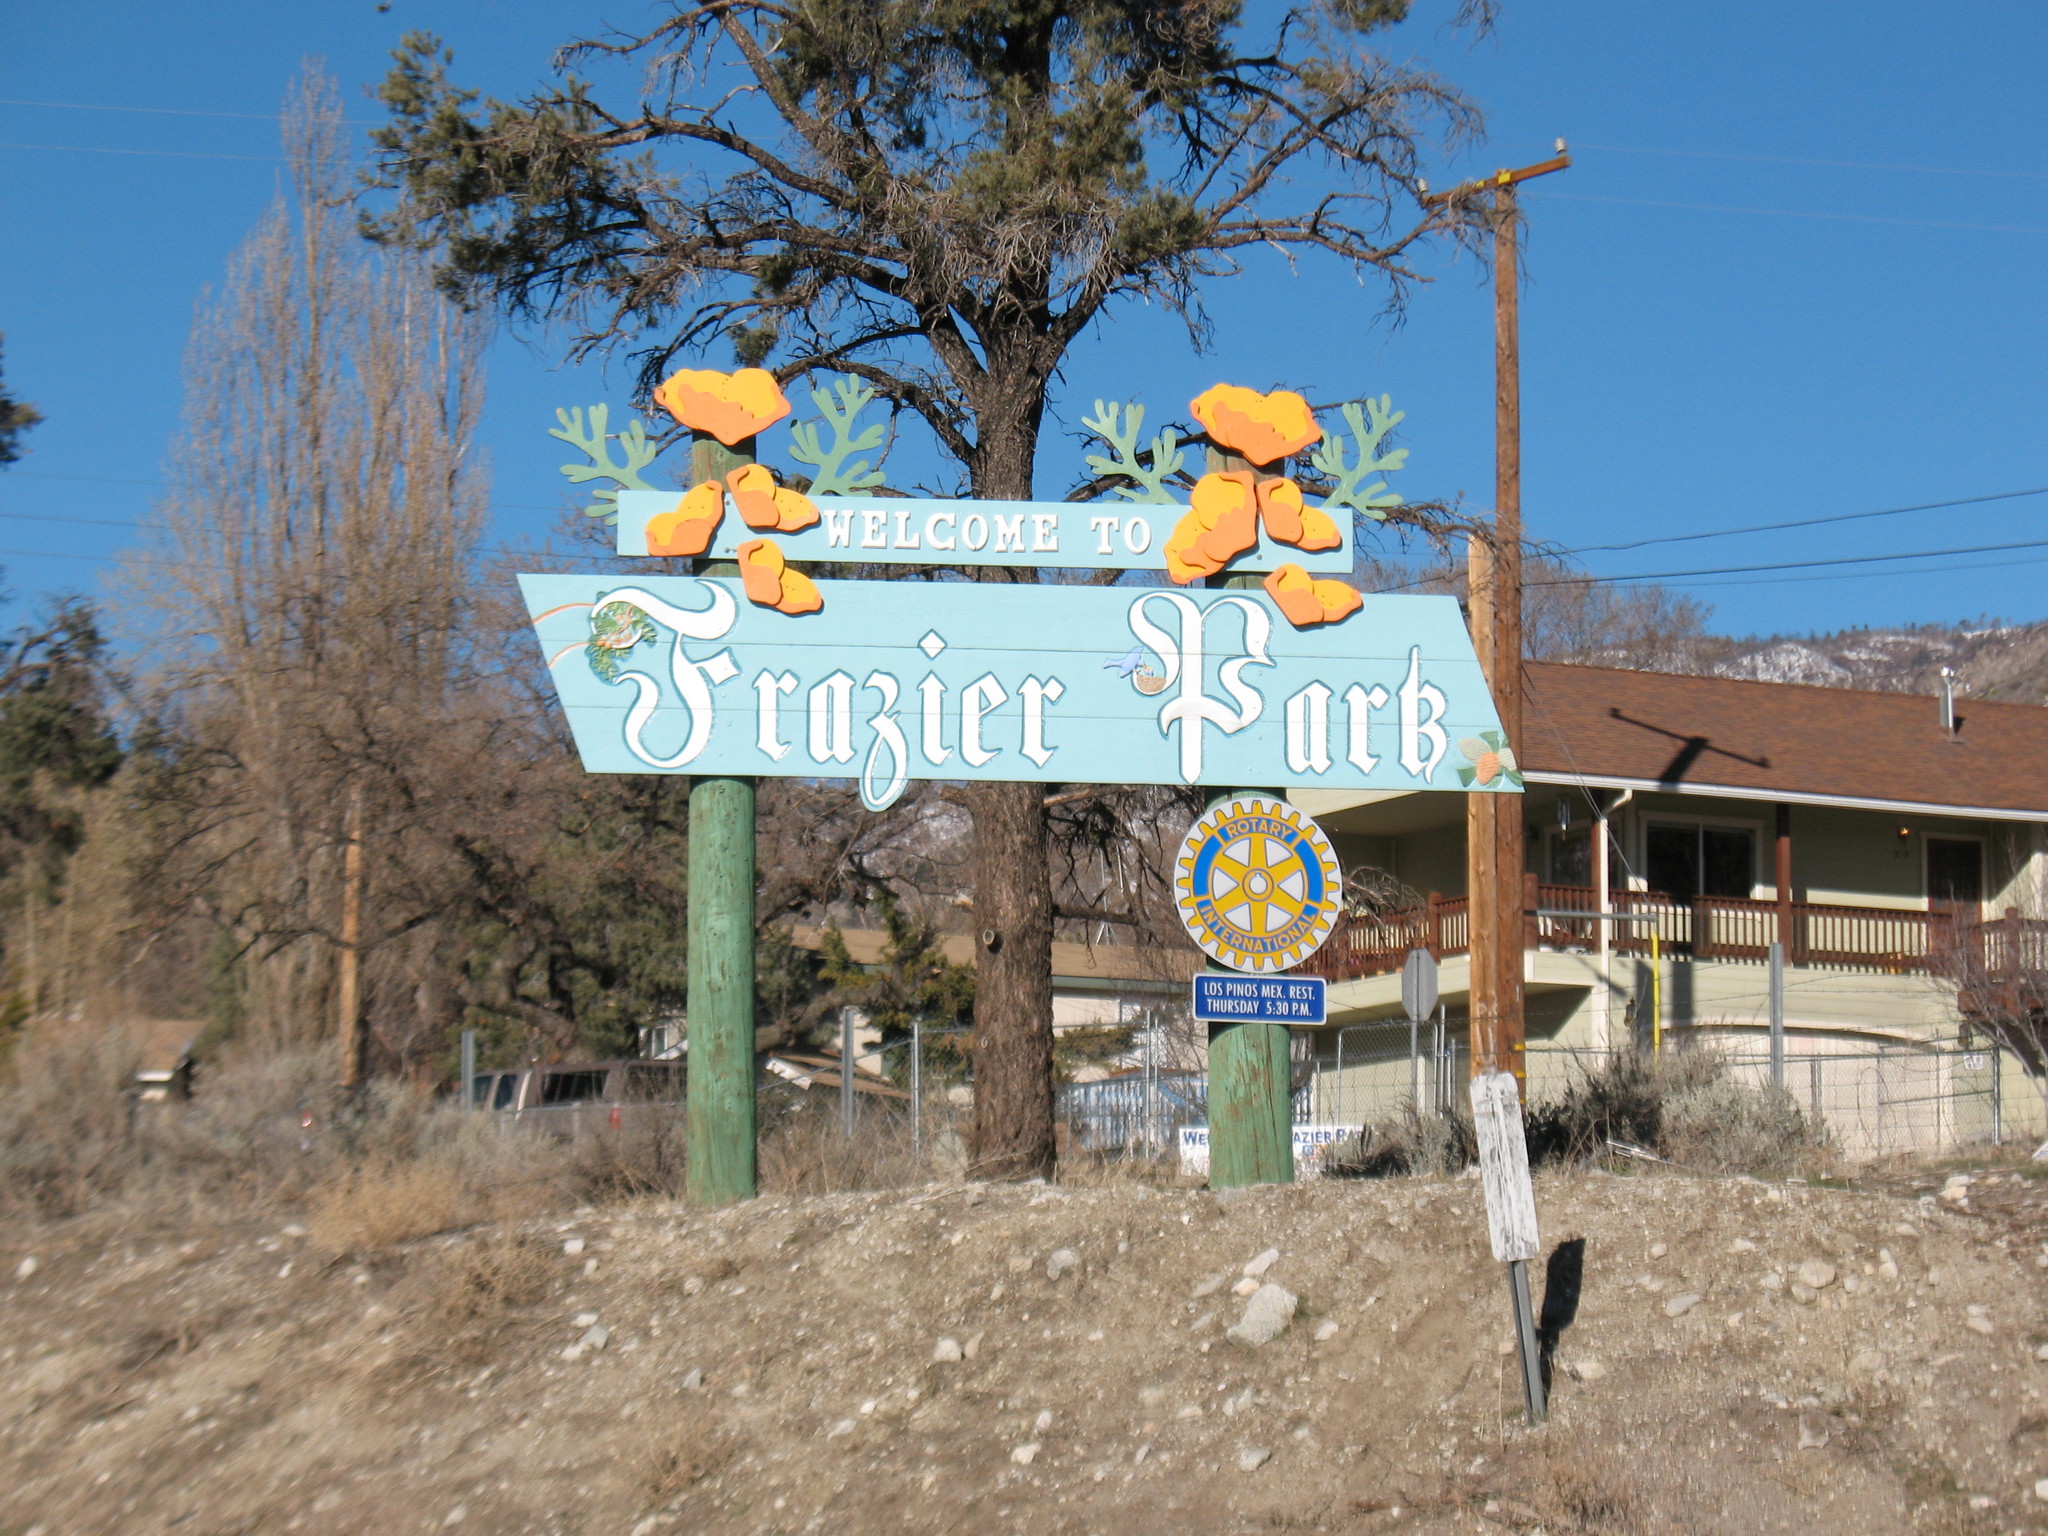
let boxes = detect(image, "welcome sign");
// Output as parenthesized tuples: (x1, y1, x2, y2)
(522, 574, 1511, 810)
(614, 491, 1357, 572)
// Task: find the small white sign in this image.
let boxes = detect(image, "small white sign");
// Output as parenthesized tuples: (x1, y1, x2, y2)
(1469, 1072, 1541, 1264)
(1178, 1123, 1362, 1177)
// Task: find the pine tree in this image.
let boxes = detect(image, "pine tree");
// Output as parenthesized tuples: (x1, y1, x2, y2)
(369, 0, 1486, 1175)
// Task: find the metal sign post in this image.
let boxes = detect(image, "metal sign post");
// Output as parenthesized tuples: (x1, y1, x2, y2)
(1470, 1069, 1545, 1423)
(1401, 948, 1438, 1113)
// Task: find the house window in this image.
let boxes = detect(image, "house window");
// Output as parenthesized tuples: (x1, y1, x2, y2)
(1547, 826, 1592, 888)
(1926, 837, 1983, 915)
(1645, 822, 1755, 899)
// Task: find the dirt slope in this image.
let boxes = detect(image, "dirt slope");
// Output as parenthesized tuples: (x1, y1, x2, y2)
(5, 1168, 2048, 1535)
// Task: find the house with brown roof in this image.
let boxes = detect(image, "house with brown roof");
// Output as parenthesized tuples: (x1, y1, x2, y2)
(1290, 662, 2048, 1153)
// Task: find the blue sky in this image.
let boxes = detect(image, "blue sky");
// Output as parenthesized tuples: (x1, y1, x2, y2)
(3, 1, 2045, 641)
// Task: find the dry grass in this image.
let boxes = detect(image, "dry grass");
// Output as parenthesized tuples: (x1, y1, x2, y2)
(569, 1110, 689, 1202)
(759, 1096, 933, 1195)
(0, 1027, 141, 1217)
(1526, 1048, 1821, 1174)
(423, 1231, 554, 1323)
(1532, 1446, 1648, 1533)
(308, 1160, 474, 1253)
(639, 1408, 736, 1505)
(390, 1230, 561, 1372)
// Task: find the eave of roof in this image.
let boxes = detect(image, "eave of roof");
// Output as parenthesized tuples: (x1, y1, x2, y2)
(1523, 769, 2048, 824)
(1519, 661, 2048, 818)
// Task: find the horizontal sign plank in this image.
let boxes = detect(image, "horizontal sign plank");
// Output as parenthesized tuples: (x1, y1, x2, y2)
(613, 491, 1355, 572)
(520, 574, 1511, 810)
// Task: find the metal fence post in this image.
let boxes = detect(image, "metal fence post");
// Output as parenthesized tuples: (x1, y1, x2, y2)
(840, 1005, 856, 1139)
(911, 1015, 923, 1162)
(1809, 1056, 1822, 1130)
(1994, 1044, 2004, 1146)
(1768, 942, 1785, 1091)
(460, 1028, 476, 1110)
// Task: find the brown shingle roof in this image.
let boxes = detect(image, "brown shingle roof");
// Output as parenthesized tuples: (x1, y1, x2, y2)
(1519, 662, 2048, 816)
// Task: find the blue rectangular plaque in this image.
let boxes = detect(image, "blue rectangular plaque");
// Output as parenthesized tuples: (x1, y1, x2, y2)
(1192, 973, 1327, 1024)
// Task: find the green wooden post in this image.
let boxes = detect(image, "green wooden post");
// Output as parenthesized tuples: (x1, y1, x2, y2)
(1197, 448, 1298, 1189)
(1203, 787, 1296, 1189)
(687, 774, 756, 1203)
(686, 430, 759, 1206)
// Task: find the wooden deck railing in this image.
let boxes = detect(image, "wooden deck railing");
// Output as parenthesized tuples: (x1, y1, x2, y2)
(1298, 882, 2048, 986)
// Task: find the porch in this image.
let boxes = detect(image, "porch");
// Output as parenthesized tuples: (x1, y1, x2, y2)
(1298, 879, 2048, 985)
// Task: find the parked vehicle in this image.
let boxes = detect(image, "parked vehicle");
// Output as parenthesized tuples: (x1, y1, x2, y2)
(468, 1059, 685, 1138)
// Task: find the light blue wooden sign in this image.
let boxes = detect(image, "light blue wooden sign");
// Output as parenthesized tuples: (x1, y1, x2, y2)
(612, 490, 1355, 572)
(523, 575, 1513, 811)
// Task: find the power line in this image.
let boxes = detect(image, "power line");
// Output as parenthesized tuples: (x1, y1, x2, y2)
(1539, 535, 2048, 587)
(1563, 485, 2048, 555)
(0, 140, 284, 164)
(1591, 549, 2048, 593)
(0, 97, 324, 123)
(0, 510, 152, 530)
(1523, 189, 2048, 238)
(1574, 143, 2048, 182)
(1376, 545, 2048, 598)
(4, 469, 570, 517)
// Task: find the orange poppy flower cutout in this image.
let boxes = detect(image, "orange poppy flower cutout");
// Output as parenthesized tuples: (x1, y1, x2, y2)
(726, 463, 819, 533)
(737, 538, 823, 615)
(653, 367, 793, 446)
(1263, 564, 1362, 628)
(1163, 471, 1262, 584)
(645, 481, 725, 557)
(1190, 384, 1322, 467)
(1254, 477, 1343, 553)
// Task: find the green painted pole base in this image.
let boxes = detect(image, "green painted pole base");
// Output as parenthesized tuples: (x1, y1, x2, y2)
(1203, 779, 1295, 1189)
(1207, 1015, 1295, 1187)
(686, 774, 757, 1206)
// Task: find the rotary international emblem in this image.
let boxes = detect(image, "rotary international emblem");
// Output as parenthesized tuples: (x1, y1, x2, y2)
(1173, 796, 1342, 974)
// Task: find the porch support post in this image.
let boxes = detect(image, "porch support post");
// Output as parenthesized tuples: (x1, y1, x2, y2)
(1592, 793, 1612, 1054)
(1775, 804, 1795, 964)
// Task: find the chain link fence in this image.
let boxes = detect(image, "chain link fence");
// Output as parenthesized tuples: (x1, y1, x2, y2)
(782, 1020, 2039, 1173)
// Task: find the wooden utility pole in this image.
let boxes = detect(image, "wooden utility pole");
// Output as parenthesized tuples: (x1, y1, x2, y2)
(1426, 148, 1569, 1083)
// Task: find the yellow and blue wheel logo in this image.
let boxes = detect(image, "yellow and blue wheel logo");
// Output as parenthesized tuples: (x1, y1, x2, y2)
(1173, 796, 1342, 974)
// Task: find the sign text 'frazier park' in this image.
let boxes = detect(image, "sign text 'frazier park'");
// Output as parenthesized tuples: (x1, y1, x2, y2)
(522, 576, 1513, 810)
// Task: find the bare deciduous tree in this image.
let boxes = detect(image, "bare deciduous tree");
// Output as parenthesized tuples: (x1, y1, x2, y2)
(129, 72, 492, 1074)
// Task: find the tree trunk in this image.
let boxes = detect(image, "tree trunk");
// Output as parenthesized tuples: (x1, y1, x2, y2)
(967, 778, 1055, 1177)
(963, 375, 1056, 1179)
